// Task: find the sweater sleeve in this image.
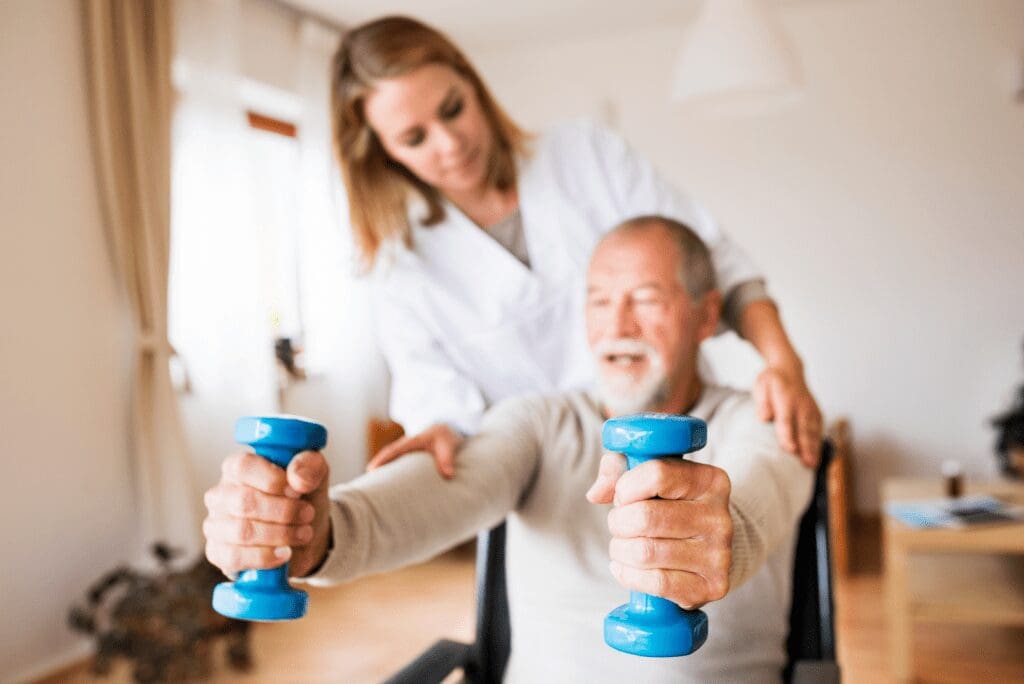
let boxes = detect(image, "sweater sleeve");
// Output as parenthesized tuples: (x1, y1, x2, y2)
(703, 395, 814, 590)
(298, 396, 544, 586)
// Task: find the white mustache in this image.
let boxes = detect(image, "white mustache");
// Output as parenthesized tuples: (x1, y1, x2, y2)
(594, 338, 668, 415)
(593, 338, 657, 359)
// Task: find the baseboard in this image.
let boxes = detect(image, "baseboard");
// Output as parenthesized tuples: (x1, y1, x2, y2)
(10, 640, 92, 684)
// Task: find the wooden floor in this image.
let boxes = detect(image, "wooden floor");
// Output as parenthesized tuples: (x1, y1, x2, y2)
(41, 527, 1024, 684)
(44, 547, 477, 684)
(834, 518, 1024, 684)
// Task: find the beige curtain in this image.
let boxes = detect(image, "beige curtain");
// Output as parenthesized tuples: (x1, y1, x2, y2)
(82, 0, 201, 555)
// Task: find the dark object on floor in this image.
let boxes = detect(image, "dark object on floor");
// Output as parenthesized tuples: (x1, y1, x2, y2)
(992, 341, 1024, 479)
(68, 543, 251, 683)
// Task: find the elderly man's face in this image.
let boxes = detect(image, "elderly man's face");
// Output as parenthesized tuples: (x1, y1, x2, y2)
(585, 226, 717, 416)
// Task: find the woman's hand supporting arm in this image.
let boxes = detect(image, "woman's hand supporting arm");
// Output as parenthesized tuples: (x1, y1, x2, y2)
(368, 423, 464, 479)
(738, 300, 823, 467)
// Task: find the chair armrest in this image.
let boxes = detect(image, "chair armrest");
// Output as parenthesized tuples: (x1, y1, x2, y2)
(382, 639, 473, 684)
(790, 659, 840, 684)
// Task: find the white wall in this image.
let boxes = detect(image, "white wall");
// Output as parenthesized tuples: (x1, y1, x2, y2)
(0, 2, 138, 682)
(469, 0, 1024, 510)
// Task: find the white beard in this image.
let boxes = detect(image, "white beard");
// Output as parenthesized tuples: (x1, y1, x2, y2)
(594, 338, 669, 416)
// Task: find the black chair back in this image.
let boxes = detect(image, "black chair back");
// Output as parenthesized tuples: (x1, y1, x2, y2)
(467, 522, 510, 683)
(784, 440, 837, 679)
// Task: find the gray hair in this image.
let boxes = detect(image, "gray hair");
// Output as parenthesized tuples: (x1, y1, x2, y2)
(604, 215, 717, 298)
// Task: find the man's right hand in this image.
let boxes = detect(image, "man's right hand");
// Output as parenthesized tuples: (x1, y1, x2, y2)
(586, 452, 733, 610)
(203, 450, 331, 579)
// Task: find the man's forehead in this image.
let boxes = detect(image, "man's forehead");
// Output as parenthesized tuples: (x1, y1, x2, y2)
(588, 228, 680, 284)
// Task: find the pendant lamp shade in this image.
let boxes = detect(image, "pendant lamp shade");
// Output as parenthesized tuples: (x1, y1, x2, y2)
(672, 0, 802, 113)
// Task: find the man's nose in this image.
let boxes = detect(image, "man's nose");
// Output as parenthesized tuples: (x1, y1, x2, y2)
(610, 300, 640, 338)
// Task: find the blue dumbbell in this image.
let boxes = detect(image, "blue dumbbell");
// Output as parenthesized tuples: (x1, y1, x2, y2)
(212, 415, 328, 621)
(602, 413, 709, 657)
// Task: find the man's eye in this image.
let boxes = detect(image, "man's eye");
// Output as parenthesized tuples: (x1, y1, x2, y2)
(588, 297, 610, 308)
(441, 99, 463, 120)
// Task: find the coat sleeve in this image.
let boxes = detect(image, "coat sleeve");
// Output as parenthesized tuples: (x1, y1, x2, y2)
(577, 120, 771, 327)
(371, 278, 488, 436)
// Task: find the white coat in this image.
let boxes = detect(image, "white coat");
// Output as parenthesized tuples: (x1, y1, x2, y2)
(371, 119, 764, 434)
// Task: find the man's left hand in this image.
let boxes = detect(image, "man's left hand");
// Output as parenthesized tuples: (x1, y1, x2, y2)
(586, 452, 733, 610)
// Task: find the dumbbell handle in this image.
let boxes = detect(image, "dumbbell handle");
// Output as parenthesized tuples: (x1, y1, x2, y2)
(623, 449, 707, 637)
(232, 442, 302, 589)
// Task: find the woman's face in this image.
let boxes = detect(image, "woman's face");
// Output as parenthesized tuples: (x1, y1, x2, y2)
(363, 63, 494, 196)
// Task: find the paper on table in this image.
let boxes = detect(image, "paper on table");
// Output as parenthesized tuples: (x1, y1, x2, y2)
(885, 495, 1024, 529)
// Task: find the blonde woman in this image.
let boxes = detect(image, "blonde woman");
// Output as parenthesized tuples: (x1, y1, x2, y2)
(336, 16, 822, 473)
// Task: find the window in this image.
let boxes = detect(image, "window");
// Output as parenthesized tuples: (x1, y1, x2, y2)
(245, 110, 302, 343)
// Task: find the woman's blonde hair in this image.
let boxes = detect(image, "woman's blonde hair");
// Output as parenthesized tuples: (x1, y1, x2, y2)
(331, 16, 529, 269)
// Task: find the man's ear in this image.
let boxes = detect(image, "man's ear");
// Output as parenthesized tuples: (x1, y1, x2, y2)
(696, 290, 722, 342)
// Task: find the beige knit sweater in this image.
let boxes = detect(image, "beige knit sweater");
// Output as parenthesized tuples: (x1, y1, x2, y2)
(302, 386, 813, 683)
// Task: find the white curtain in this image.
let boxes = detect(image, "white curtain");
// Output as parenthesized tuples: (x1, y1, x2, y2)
(82, 0, 203, 558)
(287, 18, 389, 482)
(169, 0, 278, 489)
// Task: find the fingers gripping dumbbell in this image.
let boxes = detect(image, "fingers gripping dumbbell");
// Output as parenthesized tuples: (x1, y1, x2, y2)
(212, 416, 328, 621)
(602, 413, 709, 657)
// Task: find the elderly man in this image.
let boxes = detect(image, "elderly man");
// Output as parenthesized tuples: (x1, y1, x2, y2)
(203, 215, 813, 682)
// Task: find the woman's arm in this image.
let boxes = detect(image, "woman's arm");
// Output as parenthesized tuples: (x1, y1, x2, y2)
(739, 300, 823, 466)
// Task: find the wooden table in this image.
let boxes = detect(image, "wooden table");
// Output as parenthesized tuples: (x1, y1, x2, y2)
(882, 478, 1024, 681)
